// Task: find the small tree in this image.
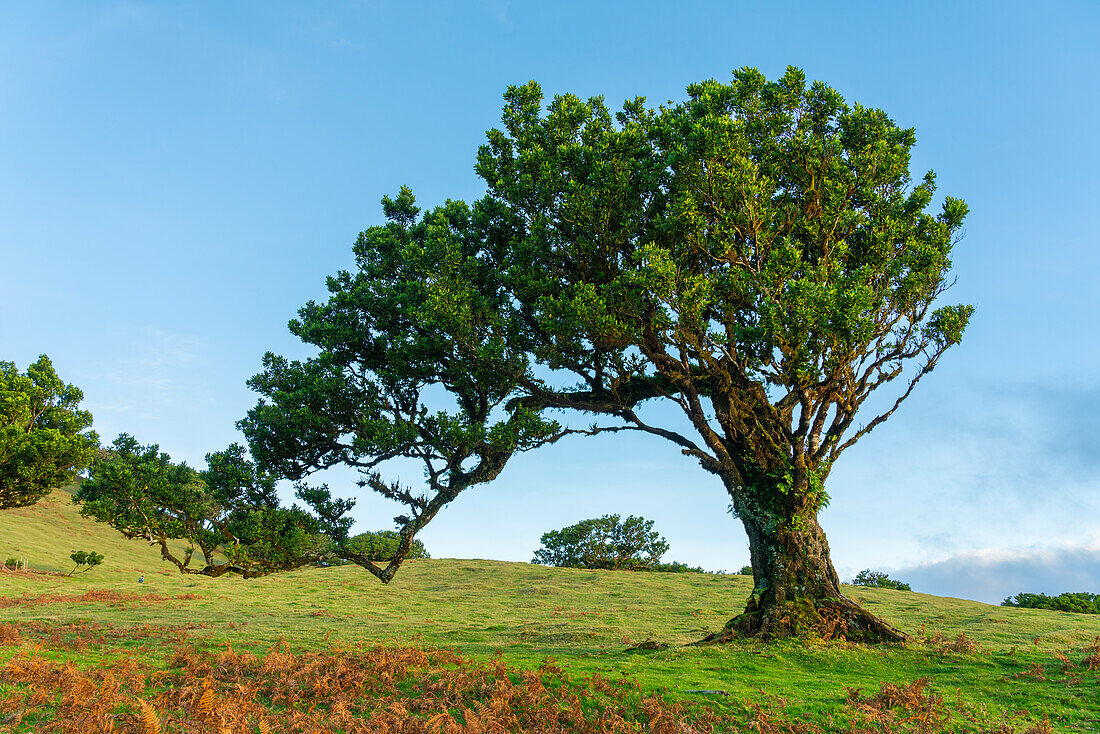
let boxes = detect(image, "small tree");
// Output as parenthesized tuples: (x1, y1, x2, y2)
(77, 434, 326, 578)
(532, 514, 670, 570)
(347, 530, 430, 561)
(68, 550, 104, 575)
(1, 355, 98, 509)
(851, 569, 911, 591)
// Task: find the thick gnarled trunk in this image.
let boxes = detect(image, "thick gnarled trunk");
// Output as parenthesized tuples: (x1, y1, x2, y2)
(707, 480, 907, 643)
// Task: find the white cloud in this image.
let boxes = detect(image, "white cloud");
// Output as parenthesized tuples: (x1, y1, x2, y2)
(890, 540, 1100, 604)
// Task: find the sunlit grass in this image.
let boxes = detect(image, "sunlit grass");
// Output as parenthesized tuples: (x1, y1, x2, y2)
(2, 485, 1099, 730)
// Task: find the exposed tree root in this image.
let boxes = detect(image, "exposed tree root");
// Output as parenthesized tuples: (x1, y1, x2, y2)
(699, 596, 908, 644)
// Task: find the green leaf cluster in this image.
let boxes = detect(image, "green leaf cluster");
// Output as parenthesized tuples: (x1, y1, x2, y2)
(0, 355, 98, 509)
(532, 514, 670, 571)
(342, 530, 430, 563)
(241, 190, 568, 583)
(68, 549, 104, 575)
(852, 569, 912, 591)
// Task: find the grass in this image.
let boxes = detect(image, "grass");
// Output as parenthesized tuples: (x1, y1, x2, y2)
(2, 485, 1099, 731)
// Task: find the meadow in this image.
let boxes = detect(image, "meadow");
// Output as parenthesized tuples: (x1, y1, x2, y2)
(1, 487, 1098, 732)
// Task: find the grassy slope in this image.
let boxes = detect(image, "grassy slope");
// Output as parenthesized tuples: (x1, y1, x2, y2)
(2, 485, 1099, 729)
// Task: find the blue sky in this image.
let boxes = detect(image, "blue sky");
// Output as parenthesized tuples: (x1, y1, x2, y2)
(3, 2, 1098, 604)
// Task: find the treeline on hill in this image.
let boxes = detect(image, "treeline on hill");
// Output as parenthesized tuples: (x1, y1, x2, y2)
(1002, 591, 1100, 614)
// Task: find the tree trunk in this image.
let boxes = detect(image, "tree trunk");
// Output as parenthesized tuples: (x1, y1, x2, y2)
(705, 486, 907, 644)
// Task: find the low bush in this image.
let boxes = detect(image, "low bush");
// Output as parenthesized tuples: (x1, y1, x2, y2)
(532, 514, 670, 571)
(852, 569, 911, 591)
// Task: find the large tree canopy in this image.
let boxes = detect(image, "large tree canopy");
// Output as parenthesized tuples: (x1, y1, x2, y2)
(243, 67, 970, 641)
(240, 193, 600, 582)
(0, 355, 98, 509)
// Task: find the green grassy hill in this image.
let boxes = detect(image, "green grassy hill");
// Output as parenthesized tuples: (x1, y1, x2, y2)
(2, 485, 1099, 730)
(0, 484, 179, 576)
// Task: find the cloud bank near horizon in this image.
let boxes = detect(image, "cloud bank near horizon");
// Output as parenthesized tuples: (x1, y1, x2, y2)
(890, 543, 1100, 605)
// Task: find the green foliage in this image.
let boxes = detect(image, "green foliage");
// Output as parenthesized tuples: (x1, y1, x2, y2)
(331, 531, 430, 563)
(651, 560, 706, 573)
(0, 355, 98, 509)
(244, 68, 970, 609)
(68, 549, 103, 575)
(852, 569, 912, 591)
(76, 434, 325, 578)
(1001, 591, 1100, 614)
(3, 557, 17, 568)
(739, 566, 754, 576)
(240, 189, 570, 584)
(532, 514, 670, 571)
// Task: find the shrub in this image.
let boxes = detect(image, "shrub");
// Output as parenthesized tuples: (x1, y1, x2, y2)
(532, 514, 669, 570)
(1001, 592, 1100, 614)
(738, 565, 754, 576)
(652, 561, 705, 573)
(68, 550, 104, 575)
(852, 569, 911, 591)
(346, 530, 430, 561)
(3, 557, 17, 569)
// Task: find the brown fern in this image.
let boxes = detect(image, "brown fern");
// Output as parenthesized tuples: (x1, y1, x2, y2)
(137, 698, 162, 734)
(1, 622, 1078, 734)
(196, 685, 216, 719)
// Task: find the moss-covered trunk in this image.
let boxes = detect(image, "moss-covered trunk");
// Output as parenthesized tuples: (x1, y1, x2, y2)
(707, 477, 907, 643)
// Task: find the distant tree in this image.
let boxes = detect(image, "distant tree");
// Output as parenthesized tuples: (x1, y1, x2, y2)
(738, 566, 754, 576)
(242, 68, 969, 642)
(652, 560, 706, 573)
(1, 355, 98, 509)
(1001, 592, 1100, 614)
(347, 530, 430, 561)
(851, 569, 911, 591)
(77, 435, 326, 578)
(532, 514, 670, 571)
(68, 550, 104, 575)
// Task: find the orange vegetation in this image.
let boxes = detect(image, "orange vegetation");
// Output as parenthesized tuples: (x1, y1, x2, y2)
(1, 625, 1094, 733)
(0, 590, 198, 609)
(1, 638, 726, 733)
